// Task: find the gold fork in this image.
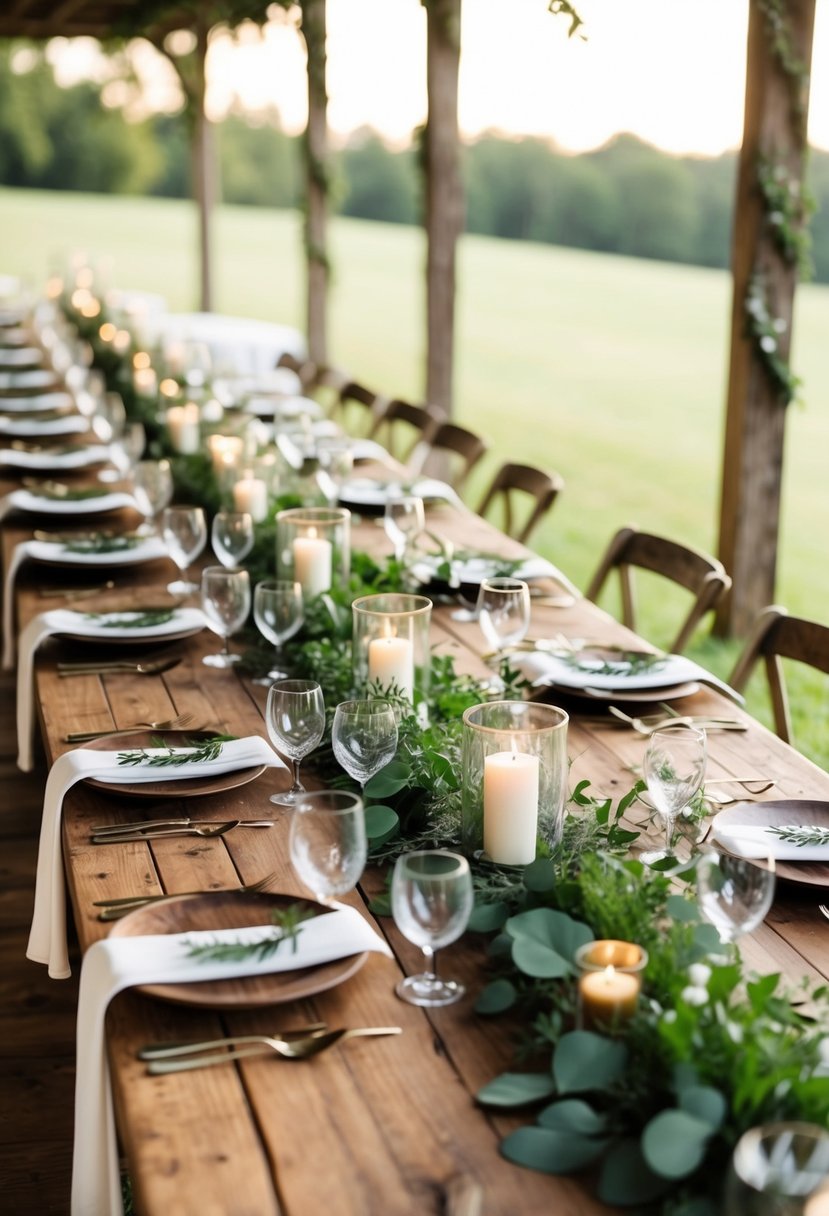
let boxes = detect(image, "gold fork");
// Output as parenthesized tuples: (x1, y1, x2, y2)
(95, 871, 278, 919)
(144, 1027, 403, 1073)
(65, 711, 194, 742)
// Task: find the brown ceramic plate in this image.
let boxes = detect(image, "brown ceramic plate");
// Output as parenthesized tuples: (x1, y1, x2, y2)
(81, 730, 267, 800)
(108, 891, 369, 1008)
(713, 799, 829, 889)
(534, 680, 702, 705)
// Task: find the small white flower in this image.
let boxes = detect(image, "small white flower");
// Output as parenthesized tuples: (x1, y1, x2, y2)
(688, 963, 712, 988)
(726, 1021, 743, 1045)
(681, 985, 709, 1007)
(773, 317, 788, 334)
(760, 335, 777, 353)
(662, 1009, 677, 1024)
(817, 1038, 829, 1066)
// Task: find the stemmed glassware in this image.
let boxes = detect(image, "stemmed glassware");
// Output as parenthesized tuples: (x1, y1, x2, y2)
(696, 849, 776, 946)
(162, 504, 208, 595)
(288, 790, 367, 906)
(265, 679, 326, 807)
(132, 458, 174, 524)
(477, 576, 531, 673)
(391, 850, 474, 1007)
(724, 1122, 829, 1215)
(384, 495, 425, 564)
(211, 510, 254, 568)
(200, 565, 251, 667)
(253, 579, 304, 684)
(315, 436, 354, 505)
(331, 699, 399, 796)
(639, 725, 707, 865)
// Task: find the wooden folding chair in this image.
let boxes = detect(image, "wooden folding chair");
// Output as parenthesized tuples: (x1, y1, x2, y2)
(476, 461, 564, 545)
(585, 525, 731, 654)
(728, 606, 829, 744)
(409, 420, 489, 491)
(369, 398, 443, 463)
(331, 379, 386, 435)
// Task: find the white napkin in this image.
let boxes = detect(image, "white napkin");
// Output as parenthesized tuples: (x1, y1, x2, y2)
(513, 649, 744, 703)
(0, 391, 74, 413)
(27, 738, 288, 980)
(711, 820, 829, 861)
(0, 444, 113, 470)
(74, 906, 392, 1216)
(0, 413, 89, 437)
(14, 607, 207, 769)
(1, 487, 136, 519)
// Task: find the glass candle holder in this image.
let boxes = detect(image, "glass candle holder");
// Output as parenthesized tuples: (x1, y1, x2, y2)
(276, 506, 350, 600)
(352, 592, 432, 708)
(575, 940, 648, 1032)
(461, 701, 569, 865)
(724, 1122, 829, 1216)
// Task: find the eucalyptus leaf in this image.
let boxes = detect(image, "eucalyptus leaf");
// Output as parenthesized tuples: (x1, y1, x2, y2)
(523, 857, 557, 892)
(538, 1099, 608, 1137)
(467, 900, 509, 933)
(677, 1085, 727, 1131)
(667, 893, 700, 923)
(597, 1139, 671, 1206)
(364, 760, 410, 799)
(474, 978, 517, 1015)
(501, 1125, 608, 1174)
(364, 803, 399, 843)
(477, 1071, 557, 1108)
(641, 1109, 714, 1179)
(553, 1030, 628, 1095)
(505, 907, 593, 979)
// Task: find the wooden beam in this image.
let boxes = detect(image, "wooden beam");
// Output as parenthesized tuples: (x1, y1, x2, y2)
(302, 0, 329, 366)
(716, 0, 816, 637)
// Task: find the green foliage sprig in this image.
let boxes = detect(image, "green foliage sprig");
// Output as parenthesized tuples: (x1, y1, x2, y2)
(66, 535, 142, 553)
(744, 271, 802, 405)
(770, 823, 829, 847)
(86, 609, 176, 629)
(117, 734, 236, 768)
(184, 902, 314, 964)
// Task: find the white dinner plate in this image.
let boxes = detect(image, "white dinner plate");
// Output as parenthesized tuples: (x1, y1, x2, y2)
(26, 535, 168, 566)
(0, 414, 89, 437)
(712, 799, 829, 888)
(411, 553, 567, 588)
(0, 347, 44, 368)
(0, 369, 60, 392)
(8, 488, 135, 515)
(0, 391, 74, 414)
(50, 605, 206, 644)
(338, 477, 459, 510)
(0, 445, 110, 471)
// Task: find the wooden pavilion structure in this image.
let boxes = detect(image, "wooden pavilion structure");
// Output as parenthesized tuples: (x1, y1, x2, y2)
(0, 0, 819, 636)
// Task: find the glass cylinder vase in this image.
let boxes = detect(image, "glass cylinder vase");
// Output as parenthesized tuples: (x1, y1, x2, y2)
(276, 506, 351, 600)
(352, 592, 432, 709)
(461, 701, 569, 865)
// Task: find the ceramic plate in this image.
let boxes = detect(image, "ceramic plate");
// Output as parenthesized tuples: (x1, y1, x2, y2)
(82, 730, 267, 800)
(0, 445, 109, 470)
(27, 535, 166, 567)
(108, 891, 368, 1007)
(712, 799, 829, 889)
(10, 488, 134, 515)
(0, 368, 60, 392)
(51, 605, 205, 645)
(0, 391, 75, 413)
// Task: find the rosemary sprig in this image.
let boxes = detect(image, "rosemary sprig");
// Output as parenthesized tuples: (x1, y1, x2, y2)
(116, 734, 237, 768)
(40, 486, 112, 501)
(184, 904, 315, 963)
(562, 648, 666, 677)
(769, 823, 829, 847)
(85, 609, 175, 628)
(66, 535, 142, 554)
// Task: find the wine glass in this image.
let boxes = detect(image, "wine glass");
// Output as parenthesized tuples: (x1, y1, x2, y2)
(696, 849, 776, 946)
(391, 850, 474, 1007)
(265, 679, 326, 807)
(315, 436, 354, 505)
(384, 494, 425, 563)
(288, 790, 367, 906)
(200, 565, 251, 667)
(477, 576, 531, 666)
(106, 420, 146, 481)
(132, 458, 173, 523)
(162, 504, 208, 595)
(724, 1122, 829, 1215)
(211, 510, 254, 568)
(639, 725, 707, 865)
(253, 579, 304, 684)
(331, 699, 399, 796)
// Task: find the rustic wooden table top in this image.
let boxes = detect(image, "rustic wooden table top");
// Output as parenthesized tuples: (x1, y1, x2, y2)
(4, 461, 829, 1216)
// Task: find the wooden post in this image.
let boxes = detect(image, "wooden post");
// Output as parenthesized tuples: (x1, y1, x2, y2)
(716, 0, 815, 636)
(302, 0, 328, 366)
(424, 0, 463, 415)
(191, 15, 214, 313)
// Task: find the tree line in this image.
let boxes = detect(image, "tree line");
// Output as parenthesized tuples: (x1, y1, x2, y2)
(2, 44, 829, 282)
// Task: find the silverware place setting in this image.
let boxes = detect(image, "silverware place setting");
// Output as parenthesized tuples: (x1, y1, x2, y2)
(57, 656, 182, 678)
(142, 1026, 404, 1073)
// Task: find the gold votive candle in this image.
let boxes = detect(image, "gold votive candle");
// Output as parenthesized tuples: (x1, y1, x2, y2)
(575, 940, 647, 1031)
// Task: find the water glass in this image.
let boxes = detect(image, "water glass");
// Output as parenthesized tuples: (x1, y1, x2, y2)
(331, 699, 399, 794)
(477, 576, 531, 658)
(212, 511, 254, 568)
(696, 849, 776, 945)
(724, 1122, 829, 1215)
(253, 579, 304, 683)
(288, 790, 367, 906)
(200, 565, 251, 667)
(265, 679, 326, 807)
(162, 504, 208, 595)
(384, 495, 425, 563)
(132, 458, 174, 522)
(639, 725, 707, 864)
(391, 851, 474, 1006)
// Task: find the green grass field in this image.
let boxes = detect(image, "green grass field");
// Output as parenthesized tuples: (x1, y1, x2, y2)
(3, 186, 828, 766)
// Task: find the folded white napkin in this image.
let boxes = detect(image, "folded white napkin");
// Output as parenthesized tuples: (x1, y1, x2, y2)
(74, 906, 392, 1216)
(513, 649, 744, 703)
(15, 606, 207, 769)
(0, 444, 114, 471)
(0, 368, 57, 391)
(0, 391, 75, 413)
(0, 413, 89, 437)
(711, 820, 829, 861)
(27, 737, 288, 979)
(1, 488, 136, 521)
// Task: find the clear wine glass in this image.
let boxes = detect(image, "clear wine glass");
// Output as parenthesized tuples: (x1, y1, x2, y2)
(724, 1122, 829, 1215)
(331, 699, 399, 796)
(106, 420, 146, 481)
(391, 850, 474, 1007)
(315, 436, 354, 505)
(200, 565, 251, 667)
(162, 504, 208, 596)
(477, 576, 531, 666)
(639, 725, 707, 865)
(211, 510, 254, 568)
(289, 790, 367, 906)
(696, 849, 776, 945)
(132, 458, 173, 524)
(383, 494, 425, 564)
(252, 579, 304, 685)
(265, 679, 326, 807)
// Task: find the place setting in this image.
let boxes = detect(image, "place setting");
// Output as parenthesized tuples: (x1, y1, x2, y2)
(710, 798, 829, 889)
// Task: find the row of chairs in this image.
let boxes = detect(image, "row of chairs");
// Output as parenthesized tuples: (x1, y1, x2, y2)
(280, 357, 828, 753)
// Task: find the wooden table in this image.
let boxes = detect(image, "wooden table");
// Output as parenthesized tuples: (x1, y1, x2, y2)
(4, 472, 829, 1216)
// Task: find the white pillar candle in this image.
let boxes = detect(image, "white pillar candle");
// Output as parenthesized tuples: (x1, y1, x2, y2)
(133, 366, 157, 397)
(207, 433, 244, 472)
(233, 476, 269, 523)
(368, 634, 414, 701)
(166, 403, 200, 455)
(483, 750, 540, 866)
(293, 530, 332, 598)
